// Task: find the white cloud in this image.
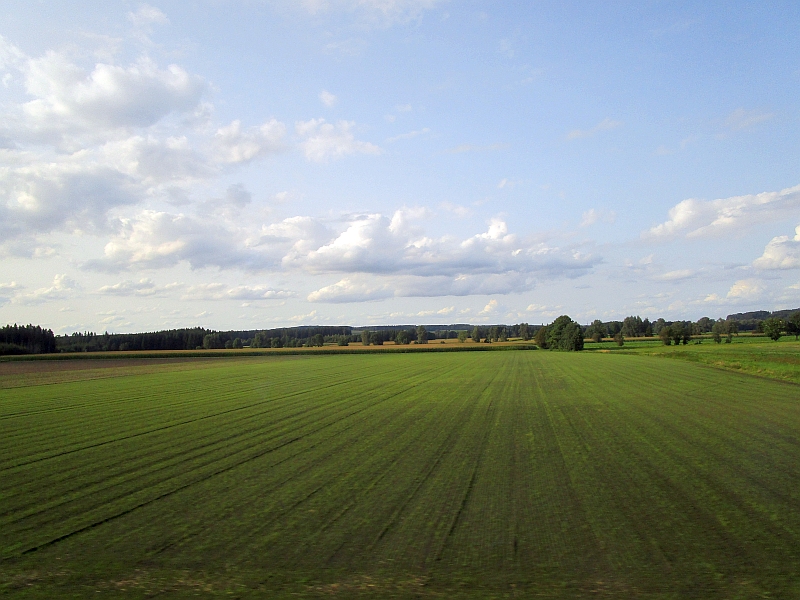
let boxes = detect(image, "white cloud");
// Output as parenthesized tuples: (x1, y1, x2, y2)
(478, 299, 498, 315)
(295, 119, 380, 162)
(13, 274, 78, 305)
(319, 90, 337, 107)
(212, 119, 286, 164)
(84, 210, 261, 272)
(289, 309, 317, 323)
(0, 39, 290, 246)
(127, 5, 170, 27)
(753, 225, 800, 270)
(287, 213, 598, 279)
(22, 54, 205, 132)
(386, 127, 429, 143)
(87, 208, 598, 294)
(645, 184, 800, 240)
(307, 277, 392, 303)
(579, 208, 616, 228)
(95, 279, 187, 297)
(654, 269, 696, 282)
(181, 283, 294, 301)
(566, 118, 622, 140)
(726, 279, 764, 300)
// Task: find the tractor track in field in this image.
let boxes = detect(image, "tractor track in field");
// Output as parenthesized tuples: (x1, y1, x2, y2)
(218, 360, 472, 560)
(7, 360, 467, 558)
(1, 379, 419, 534)
(0, 361, 416, 472)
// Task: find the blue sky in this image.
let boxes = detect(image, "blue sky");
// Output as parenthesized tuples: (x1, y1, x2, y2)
(1, 1, 799, 333)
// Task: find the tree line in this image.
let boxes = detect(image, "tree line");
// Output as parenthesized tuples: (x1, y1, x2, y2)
(0, 324, 57, 355)
(5, 309, 799, 356)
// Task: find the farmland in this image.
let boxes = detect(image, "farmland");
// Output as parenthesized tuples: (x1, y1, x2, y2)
(2, 350, 800, 598)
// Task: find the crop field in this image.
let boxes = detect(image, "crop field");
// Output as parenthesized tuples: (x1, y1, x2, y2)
(2, 351, 800, 598)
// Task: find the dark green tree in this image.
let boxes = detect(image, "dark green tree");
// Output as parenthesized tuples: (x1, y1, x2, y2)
(471, 327, 481, 342)
(457, 330, 468, 343)
(586, 319, 606, 343)
(545, 316, 584, 351)
(361, 331, 370, 346)
(787, 312, 800, 340)
(670, 322, 685, 346)
(762, 318, 784, 341)
(416, 325, 428, 344)
(534, 326, 548, 349)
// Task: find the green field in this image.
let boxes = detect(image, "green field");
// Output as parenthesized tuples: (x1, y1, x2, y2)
(2, 350, 800, 598)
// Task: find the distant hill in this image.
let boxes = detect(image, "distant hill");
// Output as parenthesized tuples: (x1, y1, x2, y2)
(727, 308, 800, 321)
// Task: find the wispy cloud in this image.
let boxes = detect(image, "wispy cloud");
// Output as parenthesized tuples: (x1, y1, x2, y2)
(386, 127, 430, 143)
(723, 108, 774, 132)
(445, 142, 507, 154)
(566, 118, 622, 140)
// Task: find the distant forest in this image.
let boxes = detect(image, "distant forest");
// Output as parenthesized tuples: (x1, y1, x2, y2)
(1, 307, 798, 355)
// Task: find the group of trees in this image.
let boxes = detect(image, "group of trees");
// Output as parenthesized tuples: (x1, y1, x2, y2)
(534, 316, 584, 351)
(761, 313, 800, 341)
(0, 324, 56, 355)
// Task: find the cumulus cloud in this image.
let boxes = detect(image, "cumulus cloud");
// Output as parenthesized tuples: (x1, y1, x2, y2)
(478, 299, 498, 315)
(295, 119, 380, 162)
(726, 278, 764, 300)
(213, 119, 286, 164)
(13, 274, 78, 304)
(307, 277, 393, 303)
(288, 213, 597, 278)
(753, 225, 800, 270)
(0, 161, 140, 237)
(22, 55, 205, 133)
(84, 210, 261, 272)
(95, 278, 182, 297)
(0, 39, 289, 244)
(645, 184, 800, 240)
(94, 206, 598, 295)
(567, 118, 622, 140)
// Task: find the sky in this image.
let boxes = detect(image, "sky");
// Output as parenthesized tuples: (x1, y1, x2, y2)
(1, 0, 799, 333)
